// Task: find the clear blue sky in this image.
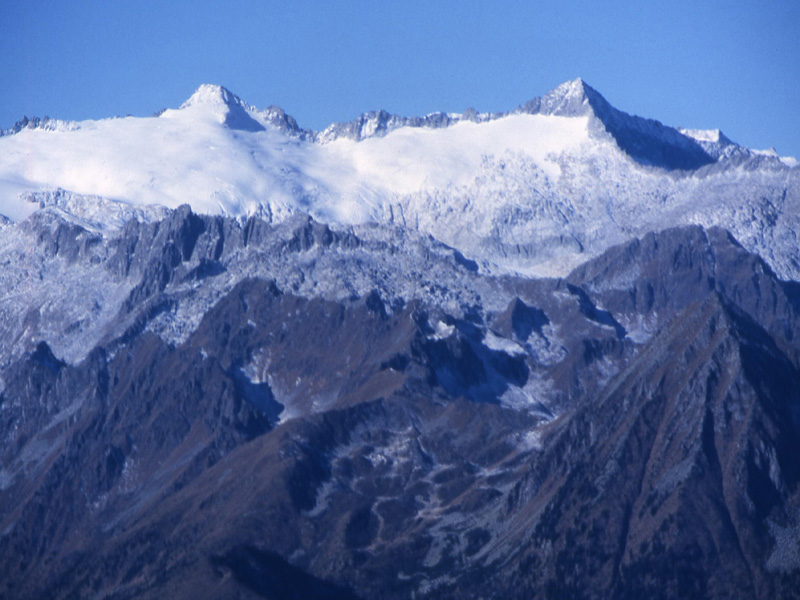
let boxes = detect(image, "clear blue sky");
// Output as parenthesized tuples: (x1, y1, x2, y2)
(2, 0, 799, 157)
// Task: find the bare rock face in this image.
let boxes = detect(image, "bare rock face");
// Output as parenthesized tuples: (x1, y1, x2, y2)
(1, 208, 799, 599)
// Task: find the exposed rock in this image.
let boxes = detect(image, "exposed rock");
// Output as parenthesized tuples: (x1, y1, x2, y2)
(1, 211, 799, 598)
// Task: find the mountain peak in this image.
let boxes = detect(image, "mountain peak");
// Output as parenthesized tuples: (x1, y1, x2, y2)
(552, 77, 591, 98)
(180, 84, 243, 111)
(520, 78, 606, 119)
(178, 84, 265, 132)
(521, 78, 718, 170)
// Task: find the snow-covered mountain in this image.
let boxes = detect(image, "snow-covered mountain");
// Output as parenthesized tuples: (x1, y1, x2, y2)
(2, 79, 798, 278)
(3, 80, 800, 599)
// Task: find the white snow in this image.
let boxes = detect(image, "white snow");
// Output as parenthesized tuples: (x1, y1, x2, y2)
(753, 147, 779, 158)
(429, 321, 456, 340)
(680, 128, 725, 143)
(483, 330, 526, 356)
(0, 90, 590, 226)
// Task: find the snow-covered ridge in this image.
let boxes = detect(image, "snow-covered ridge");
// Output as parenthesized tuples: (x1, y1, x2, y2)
(0, 82, 595, 223)
(4, 79, 795, 170)
(680, 128, 731, 144)
(167, 82, 505, 143)
(1, 115, 79, 136)
(1, 79, 798, 281)
(0, 79, 746, 152)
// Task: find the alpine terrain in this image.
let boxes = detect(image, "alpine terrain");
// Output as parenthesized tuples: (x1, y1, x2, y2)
(0, 79, 799, 599)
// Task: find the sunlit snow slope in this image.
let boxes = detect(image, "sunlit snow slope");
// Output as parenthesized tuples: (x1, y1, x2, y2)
(0, 83, 588, 221)
(1, 80, 798, 278)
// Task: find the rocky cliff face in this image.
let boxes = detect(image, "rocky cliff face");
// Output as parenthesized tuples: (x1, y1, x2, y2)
(1, 206, 799, 599)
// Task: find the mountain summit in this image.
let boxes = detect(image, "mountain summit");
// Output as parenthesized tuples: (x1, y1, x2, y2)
(529, 77, 597, 116)
(520, 78, 717, 169)
(179, 83, 243, 110)
(177, 83, 266, 132)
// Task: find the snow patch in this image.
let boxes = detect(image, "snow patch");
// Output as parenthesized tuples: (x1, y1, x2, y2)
(780, 156, 799, 168)
(429, 320, 456, 340)
(483, 330, 526, 356)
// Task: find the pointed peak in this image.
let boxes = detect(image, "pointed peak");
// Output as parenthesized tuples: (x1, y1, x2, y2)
(553, 78, 591, 96)
(519, 80, 720, 170)
(520, 78, 607, 118)
(180, 84, 244, 111)
(175, 84, 266, 132)
(545, 78, 607, 107)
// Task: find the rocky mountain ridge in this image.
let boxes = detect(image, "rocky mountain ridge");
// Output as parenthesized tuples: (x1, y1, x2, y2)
(0, 204, 799, 598)
(1, 79, 759, 164)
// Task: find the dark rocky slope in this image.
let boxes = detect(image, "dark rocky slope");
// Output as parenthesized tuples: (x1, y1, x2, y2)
(1, 214, 799, 599)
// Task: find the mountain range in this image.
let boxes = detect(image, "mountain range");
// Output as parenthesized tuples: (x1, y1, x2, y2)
(2, 79, 798, 278)
(1, 80, 799, 599)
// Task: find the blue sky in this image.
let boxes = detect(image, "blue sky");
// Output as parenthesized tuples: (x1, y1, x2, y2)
(2, 0, 799, 157)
